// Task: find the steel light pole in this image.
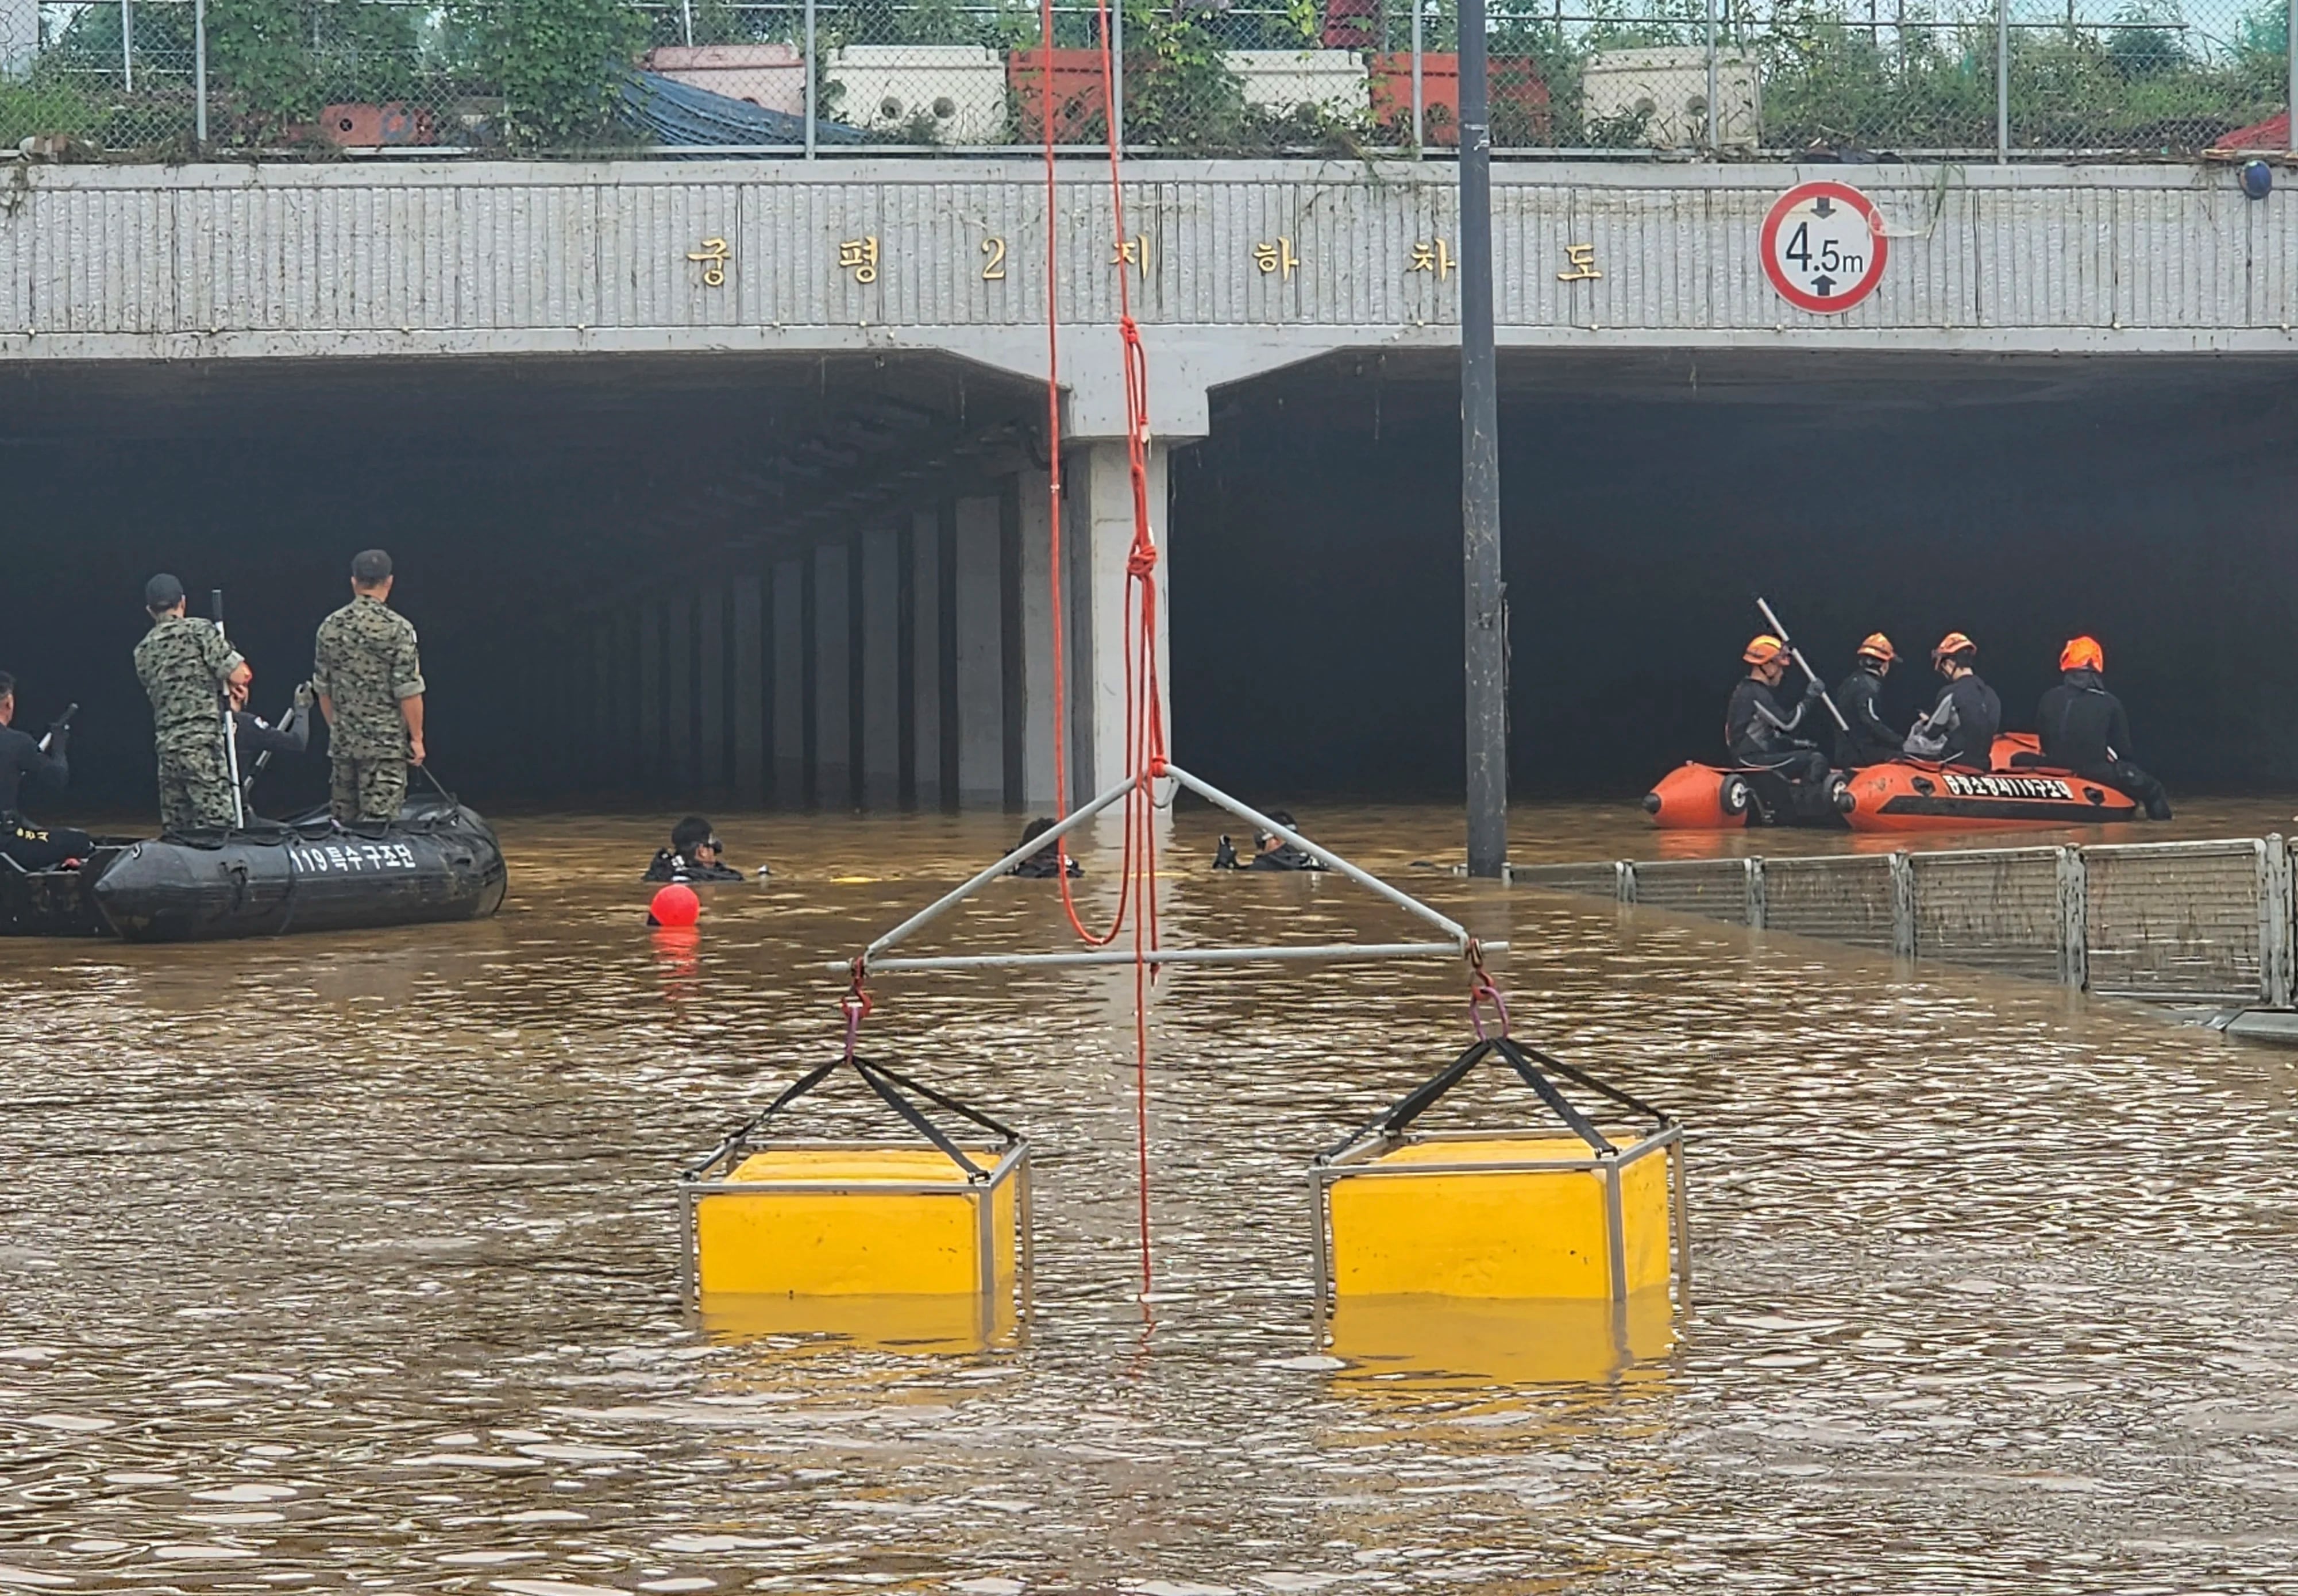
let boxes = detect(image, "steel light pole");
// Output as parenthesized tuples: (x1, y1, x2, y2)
(1459, 0, 1506, 878)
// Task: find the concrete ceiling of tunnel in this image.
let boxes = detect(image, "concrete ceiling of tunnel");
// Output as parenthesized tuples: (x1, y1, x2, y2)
(1214, 347, 2298, 420)
(0, 350, 1045, 618)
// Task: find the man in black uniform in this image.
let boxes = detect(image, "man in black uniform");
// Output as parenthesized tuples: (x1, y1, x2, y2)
(1833, 633, 1903, 768)
(1213, 809, 1329, 871)
(1726, 635, 1830, 787)
(229, 674, 314, 809)
(1903, 631, 2001, 772)
(0, 672, 92, 870)
(2037, 635, 2172, 820)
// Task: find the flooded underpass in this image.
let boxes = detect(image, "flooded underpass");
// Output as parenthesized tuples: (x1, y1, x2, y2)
(7, 804, 2298, 1593)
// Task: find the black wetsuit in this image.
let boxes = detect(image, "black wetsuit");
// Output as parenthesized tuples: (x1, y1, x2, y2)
(1905, 673, 2001, 771)
(1213, 836, 1327, 871)
(0, 724, 92, 870)
(1011, 849, 1081, 878)
(643, 849, 747, 884)
(2036, 670, 2172, 819)
(233, 707, 307, 767)
(1833, 666, 1901, 767)
(1725, 677, 1829, 785)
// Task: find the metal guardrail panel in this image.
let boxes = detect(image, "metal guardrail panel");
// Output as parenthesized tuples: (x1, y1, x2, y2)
(1507, 863, 1621, 901)
(2082, 839, 2265, 1001)
(1761, 855, 1897, 952)
(1907, 846, 2065, 983)
(1628, 858, 1752, 926)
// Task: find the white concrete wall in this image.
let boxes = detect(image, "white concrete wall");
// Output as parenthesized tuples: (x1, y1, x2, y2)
(732, 573, 764, 804)
(772, 559, 805, 797)
(953, 495, 1004, 802)
(1076, 441, 1173, 797)
(815, 542, 852, 803)
(860, 526, 902, 805)
(911, 508, 942, 807)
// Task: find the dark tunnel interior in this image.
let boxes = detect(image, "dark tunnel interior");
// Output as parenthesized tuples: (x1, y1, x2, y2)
(1172, 350, 2298, 800)
(4, 347, 2296, 822)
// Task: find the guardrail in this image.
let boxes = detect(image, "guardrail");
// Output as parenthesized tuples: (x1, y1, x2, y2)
(2, 0, 2291, 161)
(1513, 836, 2298, 1007)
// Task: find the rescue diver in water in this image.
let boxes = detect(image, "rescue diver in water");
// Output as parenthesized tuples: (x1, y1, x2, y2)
(1903, 632, 2002, 772)
(1833, 633, 1904, 768)
(1213, 809, 1329, 872)
(643, 816, 750, 883)
(1009, 817, 1082, 878)
(2034, 635, 2173, 820)
(1725, 635, 1831, 787)
(0, 672, 92, 871)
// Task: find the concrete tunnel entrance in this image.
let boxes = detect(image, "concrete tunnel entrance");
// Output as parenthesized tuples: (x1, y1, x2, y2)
(7, 345, 2297, 823)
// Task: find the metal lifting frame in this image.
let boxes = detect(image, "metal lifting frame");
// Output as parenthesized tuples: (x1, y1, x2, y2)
(830, 762, 1507, 975)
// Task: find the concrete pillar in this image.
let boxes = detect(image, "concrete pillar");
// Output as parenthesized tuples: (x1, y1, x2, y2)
(861, 526, 901, 806)
(1015, 472, 1059, 808)
(911, 508, 942, 808)
(772, 559, 805, 802)
(666, 596, 695, 793)
(733, 573, 764, 804)
(815, 541, 852, 806)
(699, 588, 727, 795)
(1075, 440, 1174, 800)
(638, 602, 663, 788)
(953, 494, 1004, 803)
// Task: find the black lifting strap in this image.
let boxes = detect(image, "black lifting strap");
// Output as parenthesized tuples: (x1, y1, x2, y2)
(1320, 1035, 1624, 1163)
(688, 1055, 1019, 1184)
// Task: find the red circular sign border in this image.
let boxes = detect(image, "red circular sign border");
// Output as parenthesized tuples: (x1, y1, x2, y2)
(1759, 181, 1889, 315)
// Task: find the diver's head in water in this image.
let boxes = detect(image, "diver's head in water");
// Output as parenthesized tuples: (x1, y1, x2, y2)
(671, 815, 722, 867)
(1255, 809, 1298, 856)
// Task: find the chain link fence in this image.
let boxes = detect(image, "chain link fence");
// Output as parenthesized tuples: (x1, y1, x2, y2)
(0, 0, 2287, 157)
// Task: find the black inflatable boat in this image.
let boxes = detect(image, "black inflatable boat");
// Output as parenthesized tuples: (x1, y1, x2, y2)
(0, 799, 506, 942)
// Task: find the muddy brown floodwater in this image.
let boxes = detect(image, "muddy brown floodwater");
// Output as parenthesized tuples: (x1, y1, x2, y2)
(5, 802, 2298, 1593)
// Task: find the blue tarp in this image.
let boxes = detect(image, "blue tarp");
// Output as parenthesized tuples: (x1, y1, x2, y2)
(619, 70, 867, 152)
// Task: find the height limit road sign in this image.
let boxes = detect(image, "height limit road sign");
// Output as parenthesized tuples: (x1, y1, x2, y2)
(1760, 181, 1888, 314)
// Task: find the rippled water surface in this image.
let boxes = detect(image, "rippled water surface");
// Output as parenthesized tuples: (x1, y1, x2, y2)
(6, 803, 2298, 1593)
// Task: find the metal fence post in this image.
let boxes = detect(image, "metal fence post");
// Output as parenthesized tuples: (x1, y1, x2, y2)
(1994, 0, 2009, 163)
(1112, 0, 1125, 158)
(1704, 0, 1718, 153)
(2056, 846, 2088, 990)
(1889, 850, 1916, 959)
(803, 0, 817, 160)
(680, 0, 694, 47)
(2288, 0, 2296, 155)
(119, 0, 132, 91)
(1745, 857, 1767, 930)
(1412, 0, 1424, 156)
(194, 0, 206, 147)
(2262, 834, 2293, 1007)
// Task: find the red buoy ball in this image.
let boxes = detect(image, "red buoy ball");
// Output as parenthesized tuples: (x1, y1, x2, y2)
(647, 884, 701, 928)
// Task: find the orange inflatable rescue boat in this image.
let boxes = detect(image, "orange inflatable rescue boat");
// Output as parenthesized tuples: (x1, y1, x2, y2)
(1647, 737, 2140, 833)
(1836, 734, 2139, 832)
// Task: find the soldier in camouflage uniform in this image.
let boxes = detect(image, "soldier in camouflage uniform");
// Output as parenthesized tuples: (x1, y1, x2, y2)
(314, 549, 426, 824)
(132, 573, 252, 835)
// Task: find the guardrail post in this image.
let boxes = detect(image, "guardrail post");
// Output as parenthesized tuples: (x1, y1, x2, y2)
(1889, 850, 1915, 959)
(2262, 835, 2293, 1007)
(1744, 856, 1766, 930)
(2056, 846, 2088, 989)
(1617, 860, 1636, 905)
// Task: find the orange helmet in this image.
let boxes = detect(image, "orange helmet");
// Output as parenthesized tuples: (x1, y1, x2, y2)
(1744, 634, 1787, 666)
(1931, 631, 1977, 664)
(2058, 635, 2104, 673)
(1856, 632, 1896, 664)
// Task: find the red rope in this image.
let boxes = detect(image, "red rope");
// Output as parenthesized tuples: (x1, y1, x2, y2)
(1036, 0, 1165, 1300)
